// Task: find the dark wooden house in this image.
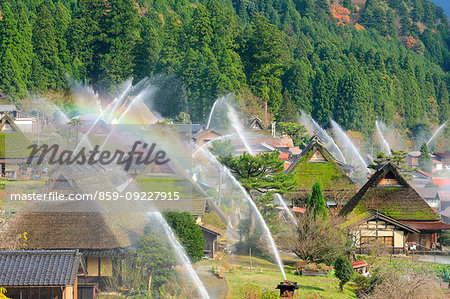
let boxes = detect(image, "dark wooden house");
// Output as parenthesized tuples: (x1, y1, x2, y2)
(199, 223, 224, 259)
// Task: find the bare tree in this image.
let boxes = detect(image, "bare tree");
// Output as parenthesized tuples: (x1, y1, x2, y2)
(279, 212, 352, 263)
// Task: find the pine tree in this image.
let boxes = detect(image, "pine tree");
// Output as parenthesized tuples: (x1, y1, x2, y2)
(307, 181, 327, 219)
(418, 143, 432, 173)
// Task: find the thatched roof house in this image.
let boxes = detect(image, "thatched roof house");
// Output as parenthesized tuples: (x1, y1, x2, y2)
(0, 113, 34, 179)
(284, 135, 358, 206)
(0, 201, 135, 251)
(340, 162, 450, 250)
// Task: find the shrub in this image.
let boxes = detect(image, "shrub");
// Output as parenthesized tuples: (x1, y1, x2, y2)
(334, 256, 354, 291)
(240, 283, 262, 299)
(261, 290, 279, 299)
(163, 211, 205, 262)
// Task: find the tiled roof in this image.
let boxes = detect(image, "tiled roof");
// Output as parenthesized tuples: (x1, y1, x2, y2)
(0, 105, 16, 112)
(400, 221, 450, 231)
(415, 187, 439, 199)
(292, 207, 306, 213)
(278, 152, 289, 161)
(437, 191, 450, 202)
(173, 124, 204, 134)
(351, 260, 368, 268)
(0, 250, 83, 286)
(433, 178, 450, 188)
(434, 152, 450, 159)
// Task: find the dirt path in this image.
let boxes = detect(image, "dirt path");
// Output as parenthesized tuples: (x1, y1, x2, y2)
(195, 262, 228, 299)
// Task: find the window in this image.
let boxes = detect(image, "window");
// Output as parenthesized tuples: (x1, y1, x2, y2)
(361, 236, 393, 247)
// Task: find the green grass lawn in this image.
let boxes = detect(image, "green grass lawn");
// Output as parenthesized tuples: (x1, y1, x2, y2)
(202, 255, 357, 298)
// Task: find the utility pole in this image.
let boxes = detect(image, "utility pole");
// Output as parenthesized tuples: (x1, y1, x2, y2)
(37, 112, 40, 146)
(249, 248, 253, 271)
(218, 169, 222, 205)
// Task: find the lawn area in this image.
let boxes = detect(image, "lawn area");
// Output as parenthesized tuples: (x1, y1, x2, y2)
(201, 255, 357, 298)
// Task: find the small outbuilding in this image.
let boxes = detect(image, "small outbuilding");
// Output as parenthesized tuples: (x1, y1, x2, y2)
(0, 250, 87, 299)
(199, 223, 223, 259)
(351, 260, 369, 276)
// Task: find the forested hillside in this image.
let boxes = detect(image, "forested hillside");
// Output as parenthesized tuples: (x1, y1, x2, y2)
(431, 0, 449, 16)
(0, 0, 448, 137)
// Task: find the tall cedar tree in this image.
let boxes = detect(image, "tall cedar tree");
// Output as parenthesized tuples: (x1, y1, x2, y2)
(419, 142, 432, 173)
(307, 181, 327, 219)
(0, 3, 27, 97)
(243, 14, 284, 113)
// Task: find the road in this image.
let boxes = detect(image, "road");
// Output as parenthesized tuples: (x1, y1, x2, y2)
(195, 262, 228, 299)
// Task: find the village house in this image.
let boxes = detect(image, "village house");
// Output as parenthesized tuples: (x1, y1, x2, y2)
(340, 163, 450, 252)
(285, 135, 358, 207)
(0, 198, 141, 297)
(0, 114, 35, 179)
(247, 116, 265, 131)
(198, 223, 224, 259)
(0, 250, 88, 299)
(406, 169, 434, 188)
(406, 151, 442, 172)
(416, 187, 440, 208)
(434, 152, 450, 171)
(192, 129, 222, 147)
(437, 191, 450, 223)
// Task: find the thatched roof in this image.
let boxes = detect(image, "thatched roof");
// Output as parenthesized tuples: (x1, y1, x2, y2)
(44, 163, 131, 196)
(0, 200, 146, 251)
(0, 113, 33, 159)
(284, 135, 357, 203)
(340, 162, 441, 221)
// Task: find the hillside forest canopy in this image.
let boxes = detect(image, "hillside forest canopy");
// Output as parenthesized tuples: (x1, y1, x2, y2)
(0, 0, 449, 148)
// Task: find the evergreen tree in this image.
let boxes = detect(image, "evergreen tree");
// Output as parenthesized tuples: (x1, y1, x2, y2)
(133, 17, 160, 81)
(243, 14, 284, 112)
(418, 142, 432, 173)
(31, 2, 65, 90)
(334, 256, 354, 291)
(98, 0, 138, 89)
(307, 181, 327, 219)
(0, 3, 27, 97)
